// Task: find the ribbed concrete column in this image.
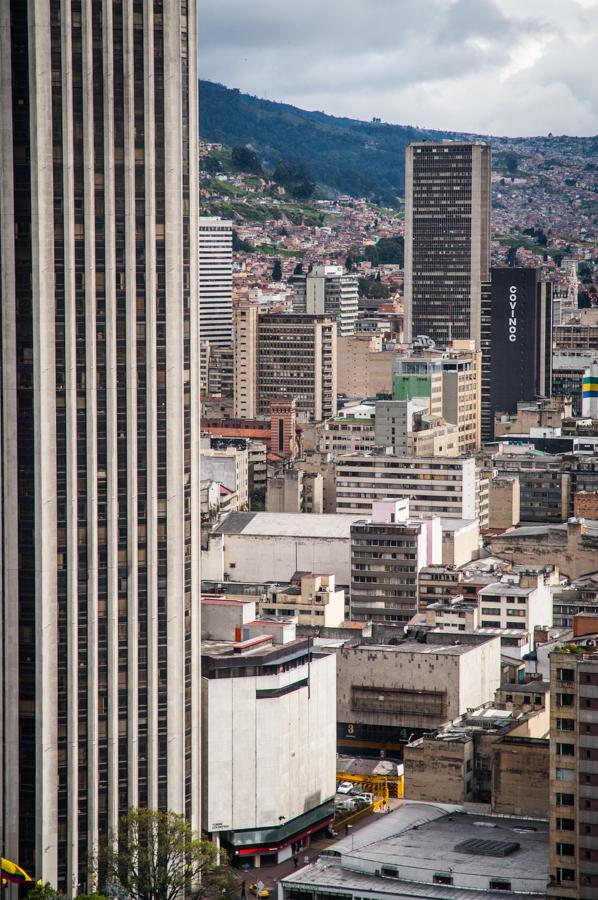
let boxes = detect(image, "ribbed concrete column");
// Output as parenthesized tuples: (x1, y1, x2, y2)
(163, 0, 186, 815)
(122, 0, 140, 813)
(60, 0, 79, 892)
(188, 0, 202, 834)
(0, 0, 19, 867)
(143, 0, 159, 810)
(28, 0, 59, 884)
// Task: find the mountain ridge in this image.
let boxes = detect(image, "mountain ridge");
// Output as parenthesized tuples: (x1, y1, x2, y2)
(199, 80, 598, 207)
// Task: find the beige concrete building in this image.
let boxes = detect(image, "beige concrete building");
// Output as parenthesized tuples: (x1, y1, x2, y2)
(330, 632, 501, 755)
(233, 304, 258, 418)
(548, 641, 598, 898)
(488, 475, 521, 530)
(262, 574, 345, 627)
(266, 468, 324, 514)
(404, 701, 549, 818)
(494, 398, 573, 437)
(337, 334, 394, 397)
(374, 399, 459, 457)
(316, 406, 376, 456)
(490, 519, 598, 580)
(440, 341, 482, 453)
(440, 518, 480, 566)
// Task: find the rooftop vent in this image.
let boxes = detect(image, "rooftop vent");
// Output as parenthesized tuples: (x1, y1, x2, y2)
(454, 839, 520, 858)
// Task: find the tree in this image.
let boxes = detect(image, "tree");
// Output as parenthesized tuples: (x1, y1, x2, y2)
(272, 259, 283, 281)
(231, 145, 262, 174)
(232, 230, 253, 253)
(25, 884, 63, 900)
(293, 262, 304, 275)
(345, 255, 354, 272)
(98, 808, 236, 900)
(507, 246, 520, 267)
(504, 152, 518, 175)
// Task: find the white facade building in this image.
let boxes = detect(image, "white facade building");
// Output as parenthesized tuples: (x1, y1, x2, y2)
(336, 453, 477, 519)
(293, 265, 359, 337)
(201, 445, 249, 510)
(199, 216, 233, 346)
(203, 511, 364, 584)
(478, 572, 553, 648)
(201, 599, 336, 865)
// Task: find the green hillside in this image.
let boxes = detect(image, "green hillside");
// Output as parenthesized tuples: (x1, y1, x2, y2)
(199, 80, 441, 205)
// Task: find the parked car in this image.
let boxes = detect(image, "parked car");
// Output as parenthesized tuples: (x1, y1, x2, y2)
(336, 781, 354, 795)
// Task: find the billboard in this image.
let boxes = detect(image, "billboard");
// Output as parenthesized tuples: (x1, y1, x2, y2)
(489, 268, 540, 419)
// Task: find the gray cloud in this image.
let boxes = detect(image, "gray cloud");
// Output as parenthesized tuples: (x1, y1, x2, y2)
(199, 0, 598, 136)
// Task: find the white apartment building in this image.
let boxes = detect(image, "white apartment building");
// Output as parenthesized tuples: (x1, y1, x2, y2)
(478, 572, 553, 648)
(199, 216, 233, 346)
(293, 264, 359, 337)
(336, 453, 477, 519)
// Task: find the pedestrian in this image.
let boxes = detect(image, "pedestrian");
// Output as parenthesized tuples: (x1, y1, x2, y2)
(293, 852, 299, 869)
(240, 880, 247, 900)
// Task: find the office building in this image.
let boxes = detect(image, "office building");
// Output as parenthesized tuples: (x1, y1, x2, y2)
(335, 453, 477, 519)
(199, 216, 233, 346)
(257, 314, 337, 422)
(293, 264, 359, 337)
(233, 304, 258, 418)
(316, 406, 377, 456)
(404, 141, 491, 347)
(201, 599, 336, 866)
(350, 499, 442, 623)
(481, 268, 552, 440)
(393, 355, 443, 416)
(234, 309, 336, 424)
(492, 448, 570, 523)
(0, 1, 200, 891)
(394, 346, 481, 452)
(374, 399, 459, 457)
(548, 640, 598, 897)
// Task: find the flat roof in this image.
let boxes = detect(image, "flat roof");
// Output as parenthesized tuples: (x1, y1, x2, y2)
(479, 583, 533, 597)
(213, 511, 363, 538)
(499, 681, 550, 693)
(282, 802, 547, 899)
(350, 641, 480, 657)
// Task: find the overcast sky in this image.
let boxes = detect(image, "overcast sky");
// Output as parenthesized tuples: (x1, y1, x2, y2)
(200, 0, 598, 137)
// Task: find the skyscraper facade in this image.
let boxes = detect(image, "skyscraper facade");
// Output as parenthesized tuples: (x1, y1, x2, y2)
(199, 216, 233, 346)
(0, 1, 200, 893)
(481, 268, 553, 440)
(404, 141, 491, 348)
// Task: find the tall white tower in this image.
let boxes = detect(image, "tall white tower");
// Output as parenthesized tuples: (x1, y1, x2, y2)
(199, 217, 234, 346)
